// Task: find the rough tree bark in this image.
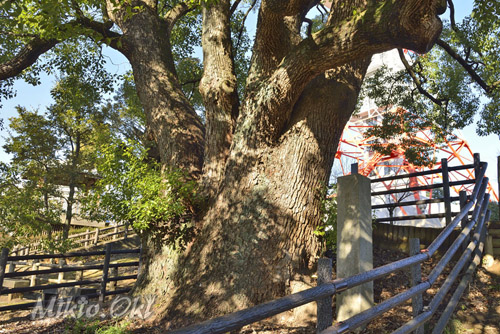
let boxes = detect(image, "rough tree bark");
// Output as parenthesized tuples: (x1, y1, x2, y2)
(0, 0, 447, 328)
(132, 0, 445, 327)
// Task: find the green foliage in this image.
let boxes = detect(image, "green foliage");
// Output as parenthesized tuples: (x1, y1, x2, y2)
(104, 71, 146, 142)
(230, 9, 252, 101)
(0, 162, 63, 250)
(314, 184, 338, 255)
(358, 1, 500, 165)
(64, 318, 101, 334)
(1, 72, 112, 248)
(83, 139, 200, 248)
(443, 318, 465, 334)
(362, 107, 438, 167)
(488, 201, 499, 221)
(0, 108, 65, 250)
(95, 321, 130, 334)
(0, 0, 117, 111)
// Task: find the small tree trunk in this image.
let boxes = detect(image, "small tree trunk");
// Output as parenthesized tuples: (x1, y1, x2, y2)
(62, 183, 75, 241)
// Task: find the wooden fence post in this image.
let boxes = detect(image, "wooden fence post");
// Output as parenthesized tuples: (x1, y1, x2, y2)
(113, 226, 118, 240)
(58, 259, 66, 283)
(409, 238, 424, 334)
(8, 247, 17, 273)
(99, 244, 112, 303)
(85, 229, 90, 247)
(75, 261, 84, 286)
(124, 221, 129, 240)
(317, 258, 333, 333)
(441, 158, 451, 226)
(30, 263, 40, 287)
(110, 267, 118, 291)
(94, 228, 100, 245)
(0, 248, 9, 291)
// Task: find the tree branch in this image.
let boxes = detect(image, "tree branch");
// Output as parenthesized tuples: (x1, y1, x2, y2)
(248, 0, 315, 83)
(230, 0, 243, 16)
(199, 0, 240, 197)
(241, 0, 445, 145)
(164, 1, 195, 32)
(436, 38, 493, 94)
(0, 37, 59, 81)
(397, 48, 446, 106)
(181, 77, 201, 86)
(75, 16, 125, 52)
(234, 0, 257, 52)
(447, 0, 458, 31)
(264, 0, 317, 16)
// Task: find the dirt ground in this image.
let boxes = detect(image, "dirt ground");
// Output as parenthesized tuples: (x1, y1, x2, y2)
(0, 248, 498, 334)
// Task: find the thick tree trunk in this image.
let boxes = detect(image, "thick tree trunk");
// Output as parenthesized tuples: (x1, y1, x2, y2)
(110, 0, 442, 327)
(134, 59, 369, 326)
(107, 3, 205, 176)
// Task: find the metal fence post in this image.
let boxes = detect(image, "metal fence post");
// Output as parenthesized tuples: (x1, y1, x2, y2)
(99, 244, 112, 303)
(317, 258, 333, 333)
(75, 261, 84, 287)
(473, 153, 481, 179)
(459, 191, 470, 253)
(409, 238, 424, 334)
(0, 248, 9, 291)
(137, 245, 144, 278)
(441, 158, 451, 226)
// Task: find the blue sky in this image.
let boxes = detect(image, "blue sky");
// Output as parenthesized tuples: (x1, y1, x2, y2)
(0, 2, 498, 188)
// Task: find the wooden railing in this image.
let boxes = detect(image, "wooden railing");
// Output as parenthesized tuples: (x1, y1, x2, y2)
(168, 159, 491, 334)
(0, 244, 141, 312)
(12, 222, 135, 256)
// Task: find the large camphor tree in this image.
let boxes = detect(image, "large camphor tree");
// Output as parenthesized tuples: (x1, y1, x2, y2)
(1, 0, 498, 327)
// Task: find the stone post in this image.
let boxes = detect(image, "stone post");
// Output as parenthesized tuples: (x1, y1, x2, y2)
(336, 171, 374, 322)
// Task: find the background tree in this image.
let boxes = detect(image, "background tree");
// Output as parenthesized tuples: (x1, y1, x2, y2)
(3, 73, 110, 241)
(0, 161, 63, 251)
(361, 0, 500, 153)
(1, 0, 498, 327)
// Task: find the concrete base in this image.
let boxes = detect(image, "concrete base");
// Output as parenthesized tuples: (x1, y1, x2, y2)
(3, 278, 29, 301)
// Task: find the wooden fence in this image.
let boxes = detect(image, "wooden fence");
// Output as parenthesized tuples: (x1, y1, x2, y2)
(0, 244, 141, 312)
(372, 223, 462, 253)
(12, 223, 135, 256)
